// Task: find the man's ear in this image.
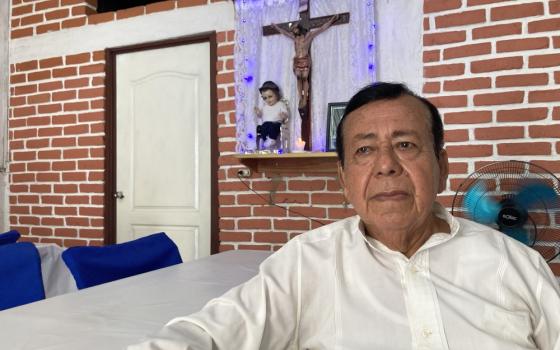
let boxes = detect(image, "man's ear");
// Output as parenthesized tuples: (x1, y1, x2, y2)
(337, 161, 348, 197)
(437, 149, 449, 193)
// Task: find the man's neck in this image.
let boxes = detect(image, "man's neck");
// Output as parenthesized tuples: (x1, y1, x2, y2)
(364, 215, 451, 258)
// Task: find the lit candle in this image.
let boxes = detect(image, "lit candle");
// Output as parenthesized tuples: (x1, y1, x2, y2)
(294, 138, 306, 151)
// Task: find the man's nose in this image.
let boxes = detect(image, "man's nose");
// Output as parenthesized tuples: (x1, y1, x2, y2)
(375, 146, 403, 176)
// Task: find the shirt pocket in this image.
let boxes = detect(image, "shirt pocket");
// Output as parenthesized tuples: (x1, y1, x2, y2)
(482, 304, 537, 349)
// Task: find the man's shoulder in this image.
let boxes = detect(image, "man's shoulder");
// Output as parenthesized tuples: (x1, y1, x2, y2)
(453, 215, 544, 267)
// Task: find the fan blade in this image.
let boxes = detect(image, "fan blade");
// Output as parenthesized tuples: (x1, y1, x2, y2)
(502, 227, 534, 246)
(464, 185, 500, 224)
(515, 182, 557, 209)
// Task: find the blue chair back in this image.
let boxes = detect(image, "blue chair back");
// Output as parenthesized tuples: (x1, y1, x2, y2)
(0, 230, 21, 245)
(0, 242, 46, 310)
(62, 232, 183, 289)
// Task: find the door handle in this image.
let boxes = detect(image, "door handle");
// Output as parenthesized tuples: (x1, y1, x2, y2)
(114, 191, 125, 199)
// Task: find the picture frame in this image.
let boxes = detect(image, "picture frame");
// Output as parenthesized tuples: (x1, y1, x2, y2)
(326, 102, 347, 152)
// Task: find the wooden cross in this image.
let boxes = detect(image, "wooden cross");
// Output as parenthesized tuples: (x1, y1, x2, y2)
(262, 2, 349, 151)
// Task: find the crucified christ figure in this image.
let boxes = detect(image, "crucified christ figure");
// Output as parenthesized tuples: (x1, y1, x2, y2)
(272, 14, 339, 109)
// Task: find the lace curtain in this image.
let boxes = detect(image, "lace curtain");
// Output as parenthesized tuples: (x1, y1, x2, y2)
(235, 0, 375, 152)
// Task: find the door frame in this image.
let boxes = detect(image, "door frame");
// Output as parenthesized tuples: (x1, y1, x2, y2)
(104, 32, 219, 254)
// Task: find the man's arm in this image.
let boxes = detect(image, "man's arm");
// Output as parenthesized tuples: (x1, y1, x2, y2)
(128, 243, 301, 349)
(307, 14, 339, 41)
(271, 23, 294, 39)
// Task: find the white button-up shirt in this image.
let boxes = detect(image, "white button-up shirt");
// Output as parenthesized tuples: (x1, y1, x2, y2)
(130, 204, 560, 350)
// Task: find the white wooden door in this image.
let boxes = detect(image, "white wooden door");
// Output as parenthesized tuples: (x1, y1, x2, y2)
(115, 42, 211, 262)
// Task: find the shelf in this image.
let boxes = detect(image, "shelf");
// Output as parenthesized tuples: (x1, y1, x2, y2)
(235, 152, 339, 175)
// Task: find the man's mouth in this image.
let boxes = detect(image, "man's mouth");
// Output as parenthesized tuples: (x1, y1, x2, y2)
(372, 191, 409, 201)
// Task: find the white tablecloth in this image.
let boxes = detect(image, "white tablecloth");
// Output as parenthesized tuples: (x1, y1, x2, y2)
(0, 250, 271, 350)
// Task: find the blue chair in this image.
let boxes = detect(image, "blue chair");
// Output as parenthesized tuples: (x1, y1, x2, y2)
(0, 242, 46, 310)
(62, 232, 183, 289)
(0, 230, 21, 245)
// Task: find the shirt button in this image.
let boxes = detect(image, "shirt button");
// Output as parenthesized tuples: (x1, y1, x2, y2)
(422, 329, 432, 338)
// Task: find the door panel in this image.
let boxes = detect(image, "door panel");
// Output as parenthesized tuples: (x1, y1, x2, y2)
(115, 42, 211, 261)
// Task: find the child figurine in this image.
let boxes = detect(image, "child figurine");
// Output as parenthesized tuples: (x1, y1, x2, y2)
(255, 81, 288, 150)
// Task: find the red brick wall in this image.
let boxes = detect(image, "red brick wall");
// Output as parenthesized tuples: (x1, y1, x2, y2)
(423, 0, 560, 274)
(7, 0, 560, 274)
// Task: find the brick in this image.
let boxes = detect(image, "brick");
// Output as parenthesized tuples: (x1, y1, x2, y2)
(423, 50, 440, 63)
(38, 127, 63, 139)
(288, 180, 326, 191)
(474, 126, 524, 140)
(88, 12, 115, 25)
(39, 57, 63, 69)
(474, 91, 524, 106)
(435, 9, 485, 28)
(528, 18, 560, 34)
(529, 125, 560, 138)
(471, 56, 523, 73)
(65, 196, 89, 205)
(423, 31, 466, 46)
(15, 84, 38, 96)
(238, 219, 271, 230)
(39, 81, 63, 92)
(497, 142, 550, 155)
(496, 37, 549, 53)
(529, 89, 560, 103)
(424, 63, 464, 78)
(37, 149, 61, 160)
(445, 111, 492, 124)
(424, 17, 430, 31)
(219, 232, 252, 242)
(428, 95, 468, 108)
(20, 14, 43, 26)
(12, 4, 33, 16)
(61, 17, 86, 29)
(52, 114, 77, 125)
(64, 101, 89, 111)
(311, 193, 345, 205)
(116, 6, 144, 20)
(218, 206, 252, 217)
(35, 0, 59, 11)
(37, 103, 62, 114)
(11, 28, 34, 39)
(254, 232, 288, 244)
(62, 172, 87, 181)
(53, 67, 77, 78)
(28, 93, 51, 104)
(79, 63, 104, 75)
(53, 90, 77, 101)
(66, 53, 91, 65)
(273, 219, 310, 231)
(71, 5, 96, 16)
(467, 0, 510, 5)
(177, 0, 207, 8)
(288, 206, 327, 219)
(424, 0, 462, 13)
(27, 70, 51, 82)
(473, 23, 522, 40)
(146, 1, 175, 14)
(529, 53, 560, 68)
(36, 23, 60, 35)
(27, 116, 51, 126)
(13, 106, 36, 118)
(253, 206, 288, 217)
(217, 44, 234, 57)
(491, 3, 544, 21)
(495, 73, 548, 88)
(10, 73, 26, 84)
(443, 43, 491, 60)
(45, 8, 69, 21)
(443, 77, 491, 91)
(423, 81, 440, 94)
(446, 145, 493, 158)
(78, 87, 104, 99)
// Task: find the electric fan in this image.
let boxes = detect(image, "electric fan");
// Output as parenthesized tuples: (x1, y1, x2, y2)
(451, 160, 560, 262)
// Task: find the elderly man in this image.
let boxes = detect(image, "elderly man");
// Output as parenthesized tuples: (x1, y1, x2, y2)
(130, 82, 560, 349)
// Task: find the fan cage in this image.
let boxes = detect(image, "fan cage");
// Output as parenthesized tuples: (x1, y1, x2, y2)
(451, 160, 560, 262)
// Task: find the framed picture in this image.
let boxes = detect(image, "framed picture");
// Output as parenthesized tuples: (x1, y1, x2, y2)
(326, 102, 347, 152)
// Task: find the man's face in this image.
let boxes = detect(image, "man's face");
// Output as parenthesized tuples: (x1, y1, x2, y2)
(338, 95, 448, 236)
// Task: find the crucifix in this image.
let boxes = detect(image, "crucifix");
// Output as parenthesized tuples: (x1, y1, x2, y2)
(263, 1, 349, 151)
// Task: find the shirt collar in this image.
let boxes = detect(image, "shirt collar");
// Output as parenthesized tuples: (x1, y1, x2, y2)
(358, 202, 461, 257)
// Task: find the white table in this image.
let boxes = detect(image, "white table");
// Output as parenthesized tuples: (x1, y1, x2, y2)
(0, 250, 271, 350)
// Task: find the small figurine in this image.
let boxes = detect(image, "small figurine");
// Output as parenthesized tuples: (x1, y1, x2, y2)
(255, 81, 289, 150)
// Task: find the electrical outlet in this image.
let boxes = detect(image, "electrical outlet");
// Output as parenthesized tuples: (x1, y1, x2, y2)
(237, 168, 252, 178)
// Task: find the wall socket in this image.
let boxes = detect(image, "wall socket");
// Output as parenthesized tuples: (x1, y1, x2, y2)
(237, 168, 252, 178)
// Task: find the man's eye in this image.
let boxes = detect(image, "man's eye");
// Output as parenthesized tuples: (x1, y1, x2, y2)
(397, 141, 414, 150)
(356, 146, 371, 154)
